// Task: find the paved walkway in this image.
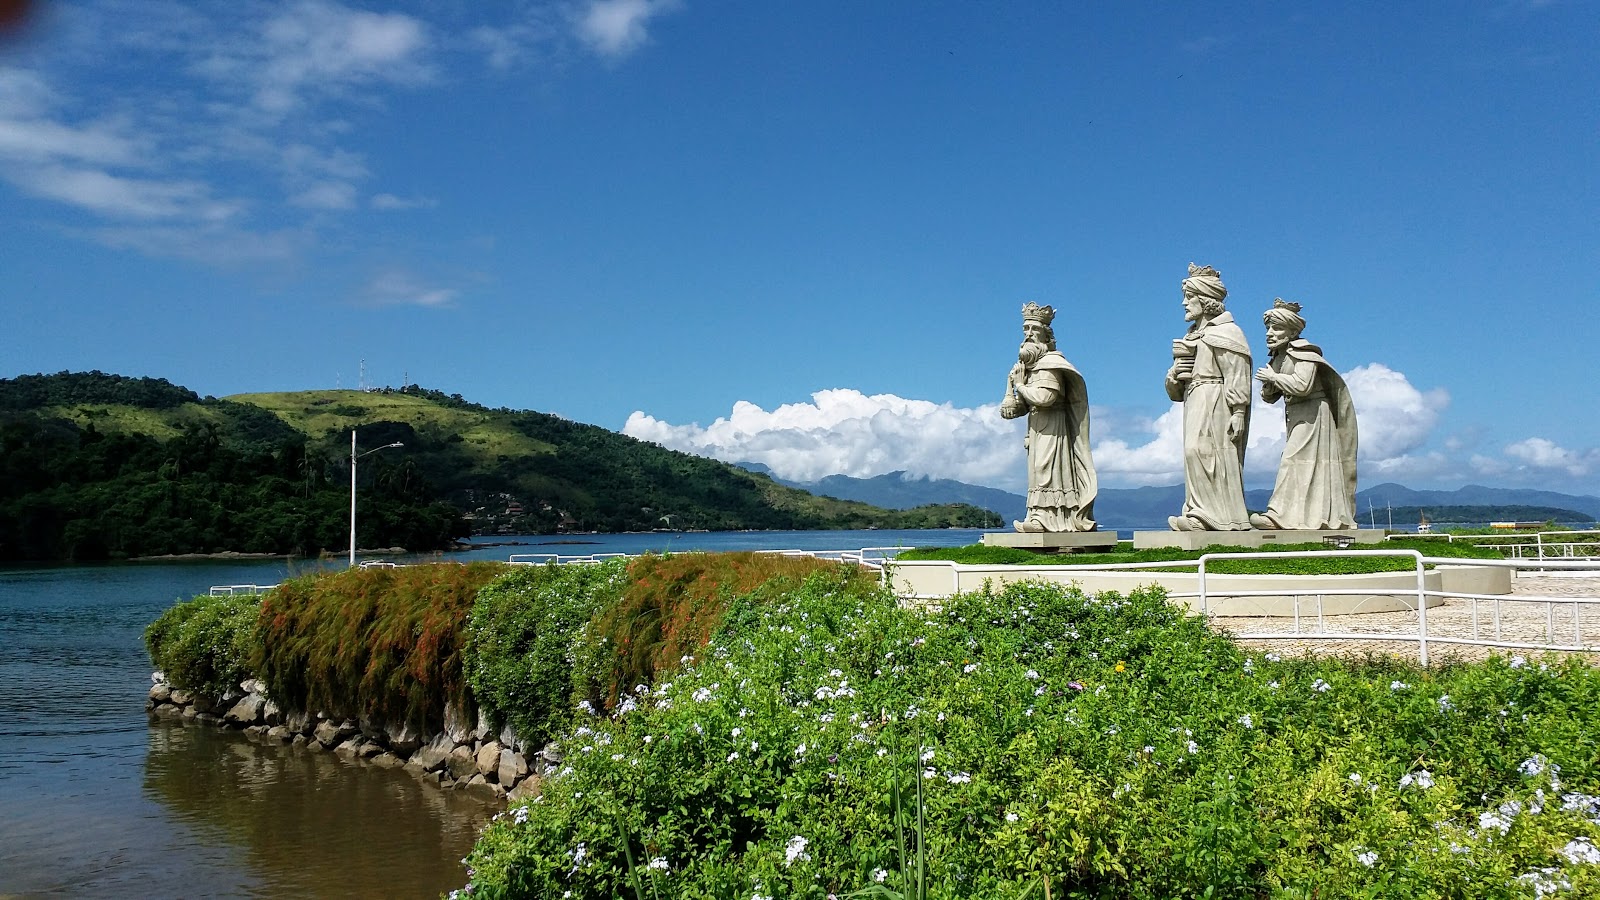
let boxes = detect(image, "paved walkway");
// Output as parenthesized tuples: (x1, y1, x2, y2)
(1211, 574, 1600, 665)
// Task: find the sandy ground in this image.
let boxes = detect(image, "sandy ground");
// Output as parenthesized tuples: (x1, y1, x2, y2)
(1210, 574, 1600, 665)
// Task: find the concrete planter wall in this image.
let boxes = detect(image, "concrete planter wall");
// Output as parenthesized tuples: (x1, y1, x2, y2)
(146, 673, 551, 802)
(887, 561, 1514, 615)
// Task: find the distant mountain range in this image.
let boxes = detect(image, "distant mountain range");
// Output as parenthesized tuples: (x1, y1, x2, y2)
(737, 467, 1600, 529)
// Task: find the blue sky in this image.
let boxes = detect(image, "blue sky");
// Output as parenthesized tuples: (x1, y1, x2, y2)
(2, 1, 1597, 496)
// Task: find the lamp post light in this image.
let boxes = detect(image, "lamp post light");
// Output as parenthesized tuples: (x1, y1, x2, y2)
(349, 429, 404, 567)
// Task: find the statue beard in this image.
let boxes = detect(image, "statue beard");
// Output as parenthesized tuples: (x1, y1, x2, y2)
(1018, 341, 1047, 367)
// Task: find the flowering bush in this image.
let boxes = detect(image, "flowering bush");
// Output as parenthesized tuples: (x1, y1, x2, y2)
(144, 592, 259, 697)
(459, 575, 1600, 899)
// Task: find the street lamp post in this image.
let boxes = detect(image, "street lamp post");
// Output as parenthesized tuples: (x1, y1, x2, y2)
(349, 429, 404, 567)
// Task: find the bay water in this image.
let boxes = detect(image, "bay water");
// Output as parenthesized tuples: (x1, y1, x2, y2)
(0, 529, 986, 898)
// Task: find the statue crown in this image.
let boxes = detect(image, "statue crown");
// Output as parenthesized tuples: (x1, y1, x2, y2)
(1021, 302, 1056, 326)
(1272, 298, 1303, 313)
(1187, 262, 1221, 278)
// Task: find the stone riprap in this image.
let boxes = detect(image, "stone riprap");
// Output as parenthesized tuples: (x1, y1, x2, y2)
(146, 673, 547, 802)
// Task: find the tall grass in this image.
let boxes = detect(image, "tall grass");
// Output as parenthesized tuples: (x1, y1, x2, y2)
(253, 561, 508, 729)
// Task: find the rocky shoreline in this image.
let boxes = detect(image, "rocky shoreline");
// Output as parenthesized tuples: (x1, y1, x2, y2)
(146, 672, 549, 801)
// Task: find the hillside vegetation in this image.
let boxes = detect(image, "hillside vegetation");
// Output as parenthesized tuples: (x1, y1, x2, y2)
(0, 372, 998, 561)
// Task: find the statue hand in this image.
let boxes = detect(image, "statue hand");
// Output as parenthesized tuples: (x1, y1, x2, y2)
(1227, 412, 1245, 444)
(1255, 367, 1275, 384)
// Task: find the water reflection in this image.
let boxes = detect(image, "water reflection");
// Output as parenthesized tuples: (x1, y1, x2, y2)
(143, 721, 495, 899)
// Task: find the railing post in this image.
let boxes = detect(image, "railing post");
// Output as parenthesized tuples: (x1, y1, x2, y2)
(1413, 550, 1428, 666)
(1197, 555, 1210, 617)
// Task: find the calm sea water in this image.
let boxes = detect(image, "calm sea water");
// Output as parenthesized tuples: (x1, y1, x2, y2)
(0, 529, 988, 898)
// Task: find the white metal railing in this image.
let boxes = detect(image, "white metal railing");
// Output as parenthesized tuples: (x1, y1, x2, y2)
(209, 583, 278, 596)
(1385, 529, 1600, 562)
(884, 549, 1600, 665)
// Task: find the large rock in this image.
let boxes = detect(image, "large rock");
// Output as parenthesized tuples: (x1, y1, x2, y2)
(474, 709, 495, 743)
(475, 742, 502, 780)
(443, 704, 473, 745)
(498, 723, 523, 754)
(407, 734, 455, 773)
(266, 725, 292, 743)
(225, 695, 265, 727)
(498, 748, 529, 786)
(190, 693, 218, 714)
(169, 689, 192, 707)
(446, 746, 478, 781)
(285, 710, 313, 734)
(313, 719, 358, 748)
(507, 776, 540, 802)
(385, 720, 423, 756)
(149, 683, 172, 704)
(260, 700, 282, 727)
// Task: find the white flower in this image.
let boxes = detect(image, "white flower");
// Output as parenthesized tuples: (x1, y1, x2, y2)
(1438, 694, 1454, 711)
(648, 857, 669, 871)
(1186, 740, 1199, 755)
(1560, 837, 1600, 865)
(1024, 669, 1040, 680)
(1265, 652, 1281, 662)
(1242, 658, 1254, 673)
(1355, 849, 1378, 867)
(643, 734, 653, 744)
(1238, 714, 1253, 729)
(732, 727, 742, 738)
(784, 835, 811, 866)
(1005, 812, 1019, 823)
(923, 767, 937, 779)
(576, 700, 595, 715)
(1267, 680, 1280, 690)
(921, 749, 935, 763)
(963, 663, 979, 674)
(1348, 773, 1361, 784)
(1515, 868, 1571, 900)
(1519, 754, 1549, 778)
(727, 751, 740, 762)
(1399, 770, 1435, 790)
(1477, 810, 1512, 834)
(946, 771, 972, 784)
(873, 868, 888, 883)
(876, 747, 888, 757)
(692, 687, 712, 703)
(1389, 680, 1409, 691)
(1311, 678, 1331, 693)
(795, 743, 806, 758)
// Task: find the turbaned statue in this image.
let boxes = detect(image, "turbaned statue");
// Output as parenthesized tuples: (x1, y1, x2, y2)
(1164, 263, 1252, 532)
(1000, 302, 1098, 532)
(1251, 299, 1359, 530)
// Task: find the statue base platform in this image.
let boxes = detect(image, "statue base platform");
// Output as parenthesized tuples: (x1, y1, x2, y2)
(1131, 529, 1387, 551)
(981, 531, 1120, 553)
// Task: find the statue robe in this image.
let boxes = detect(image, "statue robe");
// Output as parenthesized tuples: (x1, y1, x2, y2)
(1165, 311, 1252, 530)
(1003, 351, 1098, 531)
(1255, 339, 1358, 529)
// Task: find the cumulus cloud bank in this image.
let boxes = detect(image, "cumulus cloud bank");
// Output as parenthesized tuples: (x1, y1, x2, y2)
(625, 363, 1470, 492)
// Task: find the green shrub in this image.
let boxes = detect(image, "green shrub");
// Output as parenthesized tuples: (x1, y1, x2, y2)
(897, 539, 1504, 574)
(460, 578, 1600, 899)
(466, 561, 629, 750)
(570, 552, 880, 712)
(144, 592, 260, 697)
(253, 561, 508, 729)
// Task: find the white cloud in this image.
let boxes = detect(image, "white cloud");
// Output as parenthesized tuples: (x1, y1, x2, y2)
(1341, 363, 1449, 460)
(370, 192, 437, 210)
(361, 269, 459, 308)
(625, 389, 1026, 489)
(289, 181, 358, 210)
(16, 163, 235, 220)
(574, 0, 680, 59)
(1504, 437, 1592, 476)
(198, 1, 432, 115)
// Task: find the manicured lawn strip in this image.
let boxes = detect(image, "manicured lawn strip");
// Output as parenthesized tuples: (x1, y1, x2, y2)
(895, 539, 1505, 574)
(460, 577, 1600, 899)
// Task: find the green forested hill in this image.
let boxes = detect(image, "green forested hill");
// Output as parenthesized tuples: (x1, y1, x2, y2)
(0, 372, 999, 561)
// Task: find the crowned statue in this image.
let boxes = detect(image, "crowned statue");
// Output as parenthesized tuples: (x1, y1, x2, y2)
(1164, 263, 1253, 531)
(1251, 299, 1359, 530)
(1000, 302, 1098, 532)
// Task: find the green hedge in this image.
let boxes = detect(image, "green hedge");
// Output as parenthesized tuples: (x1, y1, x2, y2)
(896, 539, 1504, 574)
(460, 578, 1600, 899)
(144, 592, 260, 697)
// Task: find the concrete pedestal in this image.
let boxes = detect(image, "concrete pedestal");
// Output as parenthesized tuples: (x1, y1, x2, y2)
(1131, 529, 1387, 551)
(981, 531, 1120, 553)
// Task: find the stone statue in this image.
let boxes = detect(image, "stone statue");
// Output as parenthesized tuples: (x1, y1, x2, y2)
(1250, 300, 1359, 530)
(1000, 302, 1098, 532)
(1164, 263, 1252, 531)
